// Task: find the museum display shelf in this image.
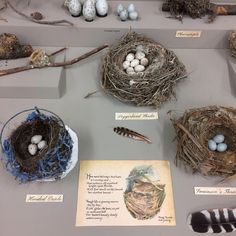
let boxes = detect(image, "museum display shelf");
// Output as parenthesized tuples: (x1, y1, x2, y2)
(0, 0, 236, 236)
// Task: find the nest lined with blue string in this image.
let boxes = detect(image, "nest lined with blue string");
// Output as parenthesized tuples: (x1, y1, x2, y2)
(101, 31, 187, 107)
(1, 109, 73, 182)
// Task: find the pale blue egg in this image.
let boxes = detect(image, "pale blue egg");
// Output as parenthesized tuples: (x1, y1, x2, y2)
(217, 143, 227, 152)
(119, 10, 128, 21)
(208, 140, 217, 151)
(213, 134, 225, 144)
(127, 3, 135, 13)
(116, 4, 124, 16)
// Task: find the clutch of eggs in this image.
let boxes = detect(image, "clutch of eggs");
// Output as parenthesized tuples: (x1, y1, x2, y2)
(123, 48, 149, 75)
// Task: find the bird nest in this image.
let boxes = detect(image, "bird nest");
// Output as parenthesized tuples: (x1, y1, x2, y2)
(229, 31, 236, 59)
(1, 108, 74, 182)
(101, 31, 187, 107)
(170, 106, 236, 179)
(163, 0, 210, 19)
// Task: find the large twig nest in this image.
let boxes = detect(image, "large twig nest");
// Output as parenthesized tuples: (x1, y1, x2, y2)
(170, 106, 236, 179)
(229, 31, 236, 59)
(1, 108, 75, 182)
(101, 31, 187, 107)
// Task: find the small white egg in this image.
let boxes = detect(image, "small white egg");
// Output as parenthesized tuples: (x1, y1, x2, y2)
(134, 65, 145, 72)
(129, 11, 138, 20)
(217, 143, 227, 152)
(126, 53, 135, 62)
(127, 4, 135, 13)
(126, 67, 134, 74)
(116, 3, 124, 16)
(128, 71, 135, 75)
(28, 144, 37, 156)
(130, 59, 139, 67)
(135, 51, 145, 60)
(123, 60, 130, 69)
(31, 135, 42, 144)
(136, 45, 144, 51)
(38, 140, 47, 150)
(213, 134, 225, 144)
(140, 57, 149, 66)
(208, 140, 217, 151)
(119, 9, 128, 21)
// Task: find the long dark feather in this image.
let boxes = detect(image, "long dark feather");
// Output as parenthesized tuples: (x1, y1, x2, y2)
(113, 127, 152, 144)
(188, 208, 236, 233)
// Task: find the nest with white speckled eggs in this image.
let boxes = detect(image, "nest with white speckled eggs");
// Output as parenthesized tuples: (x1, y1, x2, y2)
(170, 106, 236, 180)
(0, 108, 75, 183)
(101, 31, 187, 107)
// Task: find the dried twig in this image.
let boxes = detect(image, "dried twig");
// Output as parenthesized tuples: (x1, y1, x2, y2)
(0, 44, 109, 77)
(6, 0, 74, 26)
(84, 90, 100, 99)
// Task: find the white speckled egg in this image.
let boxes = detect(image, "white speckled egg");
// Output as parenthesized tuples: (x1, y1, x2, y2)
(119, 9, 128, 21)
(28, 144, 37, 156)
(130, 59, 139, 67)
(134, 65, 145, 72)
(126, 53, 135, 62)
(141, 57, 148, 66)
(116, 3, 124, 16)
(83, 0, 96, 21)
(217, 143, 227, 152)
(127, 4, 135, 13)
(38, 140, 47, 150)
(213, 134, 225, 144)
(68, 0, 82, 17)
(135, 51, 145, 60)
(208, 140, 217, 151)
(136, 45, 144, 51)
(123, 60, 130, 69)
(126, 67, 134, 74)
(96, 0, 108, 17)
(129, 11, 138, 20)
(31, 135, 42, 144)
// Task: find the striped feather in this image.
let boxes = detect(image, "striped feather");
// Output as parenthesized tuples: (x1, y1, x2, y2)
(113, 127, 152, 144)
(188, 208, 236, 233)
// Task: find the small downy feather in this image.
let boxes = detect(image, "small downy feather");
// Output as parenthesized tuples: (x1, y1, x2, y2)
(113, 127, 152, 144)
(188, 208, 236, 233)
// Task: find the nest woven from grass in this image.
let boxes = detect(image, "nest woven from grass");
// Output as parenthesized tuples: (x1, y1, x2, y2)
(101, 32, 187, 107)
(3, 111, 73, 182)
(229, 31, 236, 59)
(170, 106, 236, 179)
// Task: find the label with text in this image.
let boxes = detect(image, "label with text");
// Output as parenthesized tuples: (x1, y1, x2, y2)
(176, 31, 202, 38)
(194, 187, 236, 196)
(115, 112, 159, 120)
(26, 194, 63, 202)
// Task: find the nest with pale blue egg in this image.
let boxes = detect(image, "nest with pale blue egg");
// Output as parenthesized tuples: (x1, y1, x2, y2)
(170, 106, 236, 180)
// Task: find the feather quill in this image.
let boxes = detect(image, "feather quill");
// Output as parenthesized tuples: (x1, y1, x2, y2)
(188, 208, 236, 233)
(113, 127, 152, 144)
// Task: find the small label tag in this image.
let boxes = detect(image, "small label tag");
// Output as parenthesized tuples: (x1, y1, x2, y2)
(194, 187, 236, 196)
(176, 31, 202, 38)
(115, 112, 159, 120)
(26, 194, 63, 203)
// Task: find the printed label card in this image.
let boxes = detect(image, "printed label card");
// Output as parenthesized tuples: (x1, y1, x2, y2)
(76, 160, 175, 226)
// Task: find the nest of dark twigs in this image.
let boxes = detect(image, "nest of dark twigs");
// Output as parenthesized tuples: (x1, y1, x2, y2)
(163, 0, 210, 19)
(229, 31, 236, 59)
(101, 31, 187, 107)
(170, 106, 236, 179)
(2, 110, 73, 182)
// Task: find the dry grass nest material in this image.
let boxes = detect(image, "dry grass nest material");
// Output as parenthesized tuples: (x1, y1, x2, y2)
(170, 106, 236, 179)
(229, 31, 236, 59)
(102, 32, 187, 107)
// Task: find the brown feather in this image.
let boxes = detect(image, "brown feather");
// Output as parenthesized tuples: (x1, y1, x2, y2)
(113, 127, 152, 144)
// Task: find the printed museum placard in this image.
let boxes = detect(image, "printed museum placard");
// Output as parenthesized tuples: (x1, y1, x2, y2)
(194, 187, 236, 196)
(26, 194, 63, 202)
(115, 112, 159, 120)
(76, 160, 175, 226)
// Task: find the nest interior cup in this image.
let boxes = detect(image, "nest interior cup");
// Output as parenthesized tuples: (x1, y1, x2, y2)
(101, 31, 187, 107)
(171, 106, 236, 179)
(0, 108, 76, 182)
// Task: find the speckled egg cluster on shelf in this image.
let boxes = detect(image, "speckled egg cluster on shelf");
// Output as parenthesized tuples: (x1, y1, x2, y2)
(64, 0, 108, 22)
(116, 3, 139, 21)
(28, 135, 47, 156)
(208, 134, 227, 152)
(123, 46, 149, 75)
